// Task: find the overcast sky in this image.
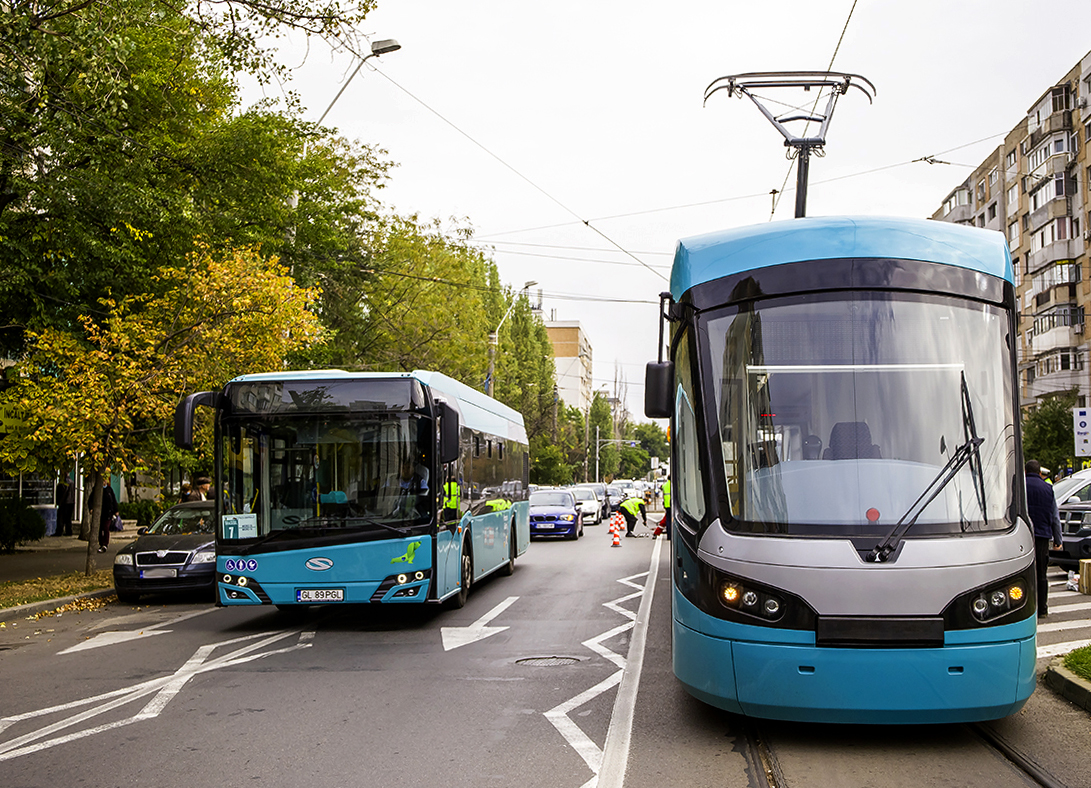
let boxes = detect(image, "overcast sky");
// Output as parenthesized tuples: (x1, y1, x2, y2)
(246, 1, 1091, 421)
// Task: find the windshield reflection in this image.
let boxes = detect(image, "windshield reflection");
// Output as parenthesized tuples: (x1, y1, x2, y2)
(704, 292, 1015, 537)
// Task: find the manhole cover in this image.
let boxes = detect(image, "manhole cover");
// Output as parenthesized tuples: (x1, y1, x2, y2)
(516, 656, 580, 667)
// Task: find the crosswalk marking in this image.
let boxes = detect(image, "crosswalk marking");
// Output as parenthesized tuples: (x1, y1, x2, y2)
(1037, 570, 1091, 660)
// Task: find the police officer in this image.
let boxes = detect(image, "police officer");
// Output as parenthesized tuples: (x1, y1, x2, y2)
(619, 494, 647, 537)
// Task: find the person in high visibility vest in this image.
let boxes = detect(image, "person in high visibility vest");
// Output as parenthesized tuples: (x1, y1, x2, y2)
(661, 479, 671, 540)
(619, 494, 647, 537)
(443, 478, 461, 522)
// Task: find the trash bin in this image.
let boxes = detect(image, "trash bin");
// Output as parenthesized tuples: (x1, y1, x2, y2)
(32, 505, 58, 536)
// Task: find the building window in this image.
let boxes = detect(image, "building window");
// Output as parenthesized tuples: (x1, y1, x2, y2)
(1009, 222, 1020, 247)
(1006, 149, 1018, 172)
(1008, 184, 1018, 207)
(989, 167, 998, 185)
(977, 215, 985, 228)
(987, 203, 997, 221)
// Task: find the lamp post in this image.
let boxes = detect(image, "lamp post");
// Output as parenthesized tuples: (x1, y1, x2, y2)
(486, 280, 537, 397)
(315, 39, 402, 127)
(595, 430, 639, 483)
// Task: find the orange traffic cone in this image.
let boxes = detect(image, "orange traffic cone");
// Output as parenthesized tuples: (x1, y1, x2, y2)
(612, 529, 621, 547)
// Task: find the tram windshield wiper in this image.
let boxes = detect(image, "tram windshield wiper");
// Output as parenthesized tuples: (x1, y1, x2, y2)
(866, 372, 987, 563)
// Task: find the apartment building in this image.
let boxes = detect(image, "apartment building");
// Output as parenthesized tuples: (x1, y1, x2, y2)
(932, 49, 1091, 410)
(545, 320, 593, 412)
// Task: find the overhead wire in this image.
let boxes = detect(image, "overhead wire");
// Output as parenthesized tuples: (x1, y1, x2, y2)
(769, 0, 859, 219)
(366, 64, 667, 282)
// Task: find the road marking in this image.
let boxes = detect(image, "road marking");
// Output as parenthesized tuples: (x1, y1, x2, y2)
(440, 596, 519, 651)
(1049, 600, 1091, 614)
(1038, 619, 1091, 633)
(57, 608, 217, 654)
(1037, 638, 1091, 659)
(544, 538, 663, 788)
(0, 628, 313, 761)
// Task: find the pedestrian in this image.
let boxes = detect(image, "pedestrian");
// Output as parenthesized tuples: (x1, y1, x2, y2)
(183, 477, 211, 502)
(58, 479, 76, 536)
(661, 477, 671, 540)
(95, 472, 119, 553)
(619, 493, 647, 537)
(1025, 459, 1062, 617)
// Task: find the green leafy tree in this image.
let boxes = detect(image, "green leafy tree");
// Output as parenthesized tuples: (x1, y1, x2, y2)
(0, 245, 323, 573)
(1022, 389, 1080, 476)
(529, 437, 572, 486)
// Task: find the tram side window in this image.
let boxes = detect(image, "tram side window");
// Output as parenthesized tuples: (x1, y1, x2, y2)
(674, 332, 706, 522)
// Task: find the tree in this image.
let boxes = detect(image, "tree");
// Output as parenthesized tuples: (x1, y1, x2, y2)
(1022, 389, 1080, 476)
(0, 245, 323, 573)
(0, 0, 388, 358)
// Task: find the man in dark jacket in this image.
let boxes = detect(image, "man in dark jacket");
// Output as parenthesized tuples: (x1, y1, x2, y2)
(1026, 459, 1063, 617)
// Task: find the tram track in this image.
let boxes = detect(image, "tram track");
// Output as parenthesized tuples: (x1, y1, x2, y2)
(736, 719, 1071, 788)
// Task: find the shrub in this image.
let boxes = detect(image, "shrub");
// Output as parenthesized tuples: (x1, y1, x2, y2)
(0, 497, 48, 553)
(1064, 644, 1091, 683)
(118, 499, 168, 529)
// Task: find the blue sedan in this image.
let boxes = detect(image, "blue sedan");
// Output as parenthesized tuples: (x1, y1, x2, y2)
(529, 490, 583, 540)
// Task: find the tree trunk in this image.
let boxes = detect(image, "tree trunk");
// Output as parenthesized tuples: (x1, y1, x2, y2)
(85, 469, 103, 576)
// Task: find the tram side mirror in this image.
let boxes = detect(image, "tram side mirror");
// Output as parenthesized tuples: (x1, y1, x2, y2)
(438, 401, 460, 465)
(645, 362, 674, 419)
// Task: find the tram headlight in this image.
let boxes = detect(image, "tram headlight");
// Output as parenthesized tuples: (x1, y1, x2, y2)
(716, 579, 784, 621)
(396, 573, 409, 585)
(969, 579, 1027, 623)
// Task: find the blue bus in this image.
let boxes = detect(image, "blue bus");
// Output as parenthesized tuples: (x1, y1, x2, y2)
(645, 216, 1036, 723)
(175, 370, 529, 609)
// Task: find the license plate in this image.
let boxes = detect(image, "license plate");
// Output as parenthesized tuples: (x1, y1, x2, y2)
(140, 568, 177, 579)
(536, 523, 554, 529)
(297, 588, 344, 602)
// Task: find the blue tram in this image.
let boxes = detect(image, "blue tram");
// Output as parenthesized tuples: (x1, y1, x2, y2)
(645, 216, 1036, 723)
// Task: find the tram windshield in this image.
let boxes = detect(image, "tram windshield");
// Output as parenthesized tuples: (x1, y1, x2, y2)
(703, 292, 1016, 537)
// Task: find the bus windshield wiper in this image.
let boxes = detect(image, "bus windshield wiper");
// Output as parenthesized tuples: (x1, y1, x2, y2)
(867, 372, 987, 563)
(301, 515, 412, 536)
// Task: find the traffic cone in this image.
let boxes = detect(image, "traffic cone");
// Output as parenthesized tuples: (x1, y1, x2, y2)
(612, 529, 621, 547)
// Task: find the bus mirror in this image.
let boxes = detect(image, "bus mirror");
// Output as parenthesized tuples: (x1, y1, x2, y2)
(439, 401, 460, 464)
(645, 362, 673, 419)
(174, 391, 218, 450)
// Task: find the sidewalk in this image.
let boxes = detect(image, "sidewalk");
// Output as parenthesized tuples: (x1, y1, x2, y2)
(0, 532, 138, 584)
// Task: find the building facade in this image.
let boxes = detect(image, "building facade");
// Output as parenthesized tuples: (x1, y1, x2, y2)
(545, 320, 593, 412)
(932, 49, 1091, 412)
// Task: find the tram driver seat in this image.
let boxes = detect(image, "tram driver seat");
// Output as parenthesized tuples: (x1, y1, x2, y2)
(823, 421, 881, 460)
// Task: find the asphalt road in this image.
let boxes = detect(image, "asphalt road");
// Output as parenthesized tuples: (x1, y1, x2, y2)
(3, 530, 1091, 788)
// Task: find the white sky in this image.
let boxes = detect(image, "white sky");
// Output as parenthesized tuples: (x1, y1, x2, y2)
(246, 0, 1091, 421)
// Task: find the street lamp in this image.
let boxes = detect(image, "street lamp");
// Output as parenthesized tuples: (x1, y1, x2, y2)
(315, 39, 402, 127)
(486, 280, 537, 397)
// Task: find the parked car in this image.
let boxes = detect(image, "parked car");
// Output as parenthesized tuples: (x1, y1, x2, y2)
(529, 490, 583, 540)
(605, 485, 624, 513)
(113, 501, 216, 603)
(570, 486, 604, 524)
(1051, 499, 1091, 571)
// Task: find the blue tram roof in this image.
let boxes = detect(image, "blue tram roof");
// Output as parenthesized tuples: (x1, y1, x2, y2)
(229, 369, 527, 444)
(671, 216, 1013, 300)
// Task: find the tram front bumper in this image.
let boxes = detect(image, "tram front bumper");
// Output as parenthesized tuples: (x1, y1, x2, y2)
(673, 620, 1037, 724)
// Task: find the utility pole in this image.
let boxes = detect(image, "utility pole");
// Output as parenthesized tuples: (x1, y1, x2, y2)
(703, 72, 875, 218)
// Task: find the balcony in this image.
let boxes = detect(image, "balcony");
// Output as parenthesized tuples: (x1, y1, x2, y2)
(1028, 113, 1072, 149)
(1027, 238, 1077, 271)
(1030, 324, 1081, 355)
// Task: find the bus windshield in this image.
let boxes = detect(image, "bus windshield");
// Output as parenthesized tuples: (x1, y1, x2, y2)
(219, 413, 434, 541)
(703, 291, 1016, 537)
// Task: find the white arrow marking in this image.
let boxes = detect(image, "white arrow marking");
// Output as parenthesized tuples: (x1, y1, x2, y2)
(441, 596, 519, 651)
(58, 608, 216, 654)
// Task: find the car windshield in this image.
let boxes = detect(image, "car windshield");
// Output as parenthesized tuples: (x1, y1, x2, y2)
(531, 492, 574, 507)
(702, 291, 1016, 537)
(148, 507, 215, 536)
(573, 488, 597, 500)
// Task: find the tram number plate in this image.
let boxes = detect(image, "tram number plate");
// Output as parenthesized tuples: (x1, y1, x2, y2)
(140, 568, 177, 578)
(297, 588, 343, 602)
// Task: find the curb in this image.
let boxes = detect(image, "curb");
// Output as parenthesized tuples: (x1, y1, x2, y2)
(0, 588, 116, 621)
(1043, 657, 1091, 713)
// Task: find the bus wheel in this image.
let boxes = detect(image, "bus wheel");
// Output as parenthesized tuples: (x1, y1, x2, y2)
(500, 524, 516, 576)
(447, 542, 473, 609)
